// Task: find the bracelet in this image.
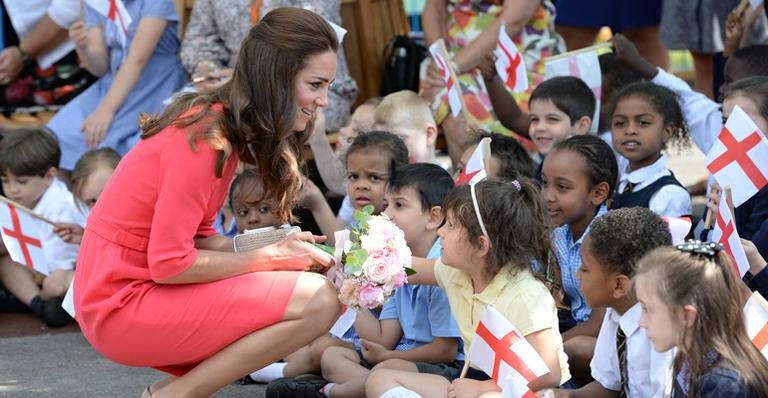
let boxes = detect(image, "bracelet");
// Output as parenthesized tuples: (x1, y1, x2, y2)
(15, 46, 34, 68)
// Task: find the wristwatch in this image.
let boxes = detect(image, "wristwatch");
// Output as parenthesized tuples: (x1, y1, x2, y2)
(16, 46, 35, 68)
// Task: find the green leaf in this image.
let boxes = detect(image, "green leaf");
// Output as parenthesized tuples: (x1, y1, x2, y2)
(344, 248, 368, 276)
(405, 267, 417, 276)
(311, 243, 335, 255)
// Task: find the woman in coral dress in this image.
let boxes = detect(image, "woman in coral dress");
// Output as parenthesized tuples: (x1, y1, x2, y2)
(74, 8, 341, 397)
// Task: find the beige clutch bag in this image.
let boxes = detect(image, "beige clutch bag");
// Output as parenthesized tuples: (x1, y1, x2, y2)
(233, 225, 302, 252)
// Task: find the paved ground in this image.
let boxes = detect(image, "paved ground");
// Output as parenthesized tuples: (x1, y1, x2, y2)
(0, 312, 267, 397)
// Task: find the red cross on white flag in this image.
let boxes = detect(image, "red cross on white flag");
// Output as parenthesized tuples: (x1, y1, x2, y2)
(466, 306, 550, 395)
(455, 137, 491, 186)
(0, 203, 48, 275)
(544, 50, 602, 133)
(85, 0, 133, 47)
(429, 39, 462, 117)
(712, 197, 750, 277)
(744, 291, 768, 359)
(494, 26, 527, 93)
(706, 105, 768, 207)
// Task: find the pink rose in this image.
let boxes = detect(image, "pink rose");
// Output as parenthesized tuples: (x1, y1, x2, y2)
(357, 284, 384, 309)
(363, 250, 398, 284)
(339, 279, 359, 308)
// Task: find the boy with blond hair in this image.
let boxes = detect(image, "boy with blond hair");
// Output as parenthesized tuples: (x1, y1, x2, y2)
(373, 90, 438, 164)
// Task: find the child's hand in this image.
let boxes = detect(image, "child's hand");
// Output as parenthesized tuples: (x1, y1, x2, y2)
(725, 1, 749, 55)
(706, 182, 722, 223)
(449, 378, 499, 398)
(611, 34, 657, 79)
(192, 68, 233, 92)
(359, 338, 390, 364)
(479, 51, 497, 82)
(54, 223, 85, 244)
(742, 238, 767, 276)
(82, 106, 115, 148)
(69, 20, 89, 50)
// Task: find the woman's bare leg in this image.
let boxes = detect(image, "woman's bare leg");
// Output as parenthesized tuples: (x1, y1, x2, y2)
(151, 273, 341, 398)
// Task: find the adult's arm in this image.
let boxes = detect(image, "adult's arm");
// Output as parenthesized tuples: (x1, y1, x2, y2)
(194, 234, 234, 252)
(179, 0, 230, 74)
(156, 232, 332, 284)
(422, 0, 449, 46)
(307, 111, 348, 195)
(451, 0, 539, 73)
(0, 15, 70, 83)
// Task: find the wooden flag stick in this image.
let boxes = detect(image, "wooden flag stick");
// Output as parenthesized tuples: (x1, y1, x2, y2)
(80, 0, 85, 20)
(481, 137, 492, 172)
(545, 41, 613, 63)
(458, 335, 475, 379)
(725, 186, 735, 219)
(0, 195, 58, 227)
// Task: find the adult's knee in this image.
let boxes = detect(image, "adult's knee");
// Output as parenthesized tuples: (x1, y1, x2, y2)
(302, 277, 341, 328)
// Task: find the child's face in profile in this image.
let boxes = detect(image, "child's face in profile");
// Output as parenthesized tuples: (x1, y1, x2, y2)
(346, 149, 390, 214)
(77, 165, 115, 209)
(722, 95, 768, 137)
(1, 169, 54, 209)
(529, 99, 575, 156)
(577, 236, 619, 308)
(337, 104, 376, 157)
(232, 181, 281, 233)
(611, 94, 670, 171)
(636, 274, 684, 352)
(541, 149, 601, 233)
(437, 210, 474, 269)
(384, 187, 433, 253)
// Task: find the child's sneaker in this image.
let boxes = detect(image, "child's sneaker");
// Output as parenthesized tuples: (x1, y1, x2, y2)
(266, 376, 327, 398)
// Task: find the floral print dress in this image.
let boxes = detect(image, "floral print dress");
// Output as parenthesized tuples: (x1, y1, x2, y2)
(432, 0, 564, 144)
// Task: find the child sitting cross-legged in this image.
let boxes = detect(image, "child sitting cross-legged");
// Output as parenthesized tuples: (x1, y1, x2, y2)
(287, 162, 462, 398)
(0, 127, 86, 327)
(543, 207, 675, 398)
(366, 178, 570, 397)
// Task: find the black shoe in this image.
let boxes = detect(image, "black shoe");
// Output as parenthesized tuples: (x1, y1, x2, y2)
(40, 298, 73, 327)
(0, 285, 28, 313)
(265, 376, 327, 398)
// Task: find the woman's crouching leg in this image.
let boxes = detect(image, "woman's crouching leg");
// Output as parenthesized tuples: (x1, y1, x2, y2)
(151, 273, 340, 398)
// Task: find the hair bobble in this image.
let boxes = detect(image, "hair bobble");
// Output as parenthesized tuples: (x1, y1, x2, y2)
(511, 179, 521, 192)
(675, 239, 724, 259)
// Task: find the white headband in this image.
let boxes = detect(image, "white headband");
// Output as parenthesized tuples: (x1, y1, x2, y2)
(469, 180, 490, 240)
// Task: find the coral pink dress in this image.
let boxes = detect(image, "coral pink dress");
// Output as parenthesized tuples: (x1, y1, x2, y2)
(74, 111, 301, 376)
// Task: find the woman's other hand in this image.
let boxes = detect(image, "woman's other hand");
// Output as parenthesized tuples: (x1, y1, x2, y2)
(261, 231, 334, 272)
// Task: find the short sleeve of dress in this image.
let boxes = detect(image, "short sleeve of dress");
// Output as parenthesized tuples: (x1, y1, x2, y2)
(140, 0, 179, 22)
(146, 133, 220, 281)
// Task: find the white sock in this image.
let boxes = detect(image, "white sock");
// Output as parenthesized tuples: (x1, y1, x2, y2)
(378, 386, 423, 398)
(249, 362, 287, 383)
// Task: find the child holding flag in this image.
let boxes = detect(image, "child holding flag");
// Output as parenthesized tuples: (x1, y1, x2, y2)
(634, 242, 768, 397)
(0, 127, 85, 327)
(365, 179, 570, 397)
(46, 0, 185, 172)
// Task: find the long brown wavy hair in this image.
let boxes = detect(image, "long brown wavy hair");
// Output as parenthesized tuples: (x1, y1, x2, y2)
(637, 247, 768, 397)
(140, 8, 338, 221)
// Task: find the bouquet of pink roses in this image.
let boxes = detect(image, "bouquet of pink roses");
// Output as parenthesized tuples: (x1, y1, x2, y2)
(325, 205, 414, 311)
